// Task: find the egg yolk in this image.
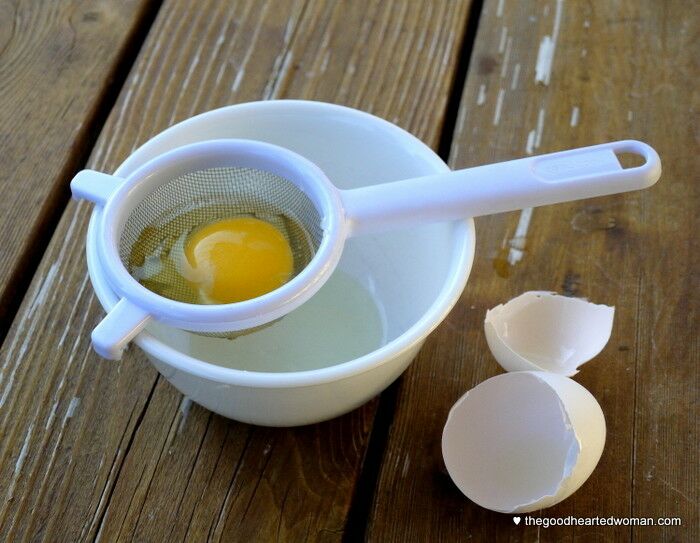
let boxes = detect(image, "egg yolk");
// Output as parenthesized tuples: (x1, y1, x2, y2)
(184, 217, 294, 304)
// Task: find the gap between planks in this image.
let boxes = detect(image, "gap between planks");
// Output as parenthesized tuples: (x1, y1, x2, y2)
(344, 1, 485, 539)
(0, 0, 165, 348)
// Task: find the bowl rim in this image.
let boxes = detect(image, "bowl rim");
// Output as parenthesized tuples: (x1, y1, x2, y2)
(87, 99, 475, 388)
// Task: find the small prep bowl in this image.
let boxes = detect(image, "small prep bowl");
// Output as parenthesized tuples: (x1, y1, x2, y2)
(86, 100, 474, 426)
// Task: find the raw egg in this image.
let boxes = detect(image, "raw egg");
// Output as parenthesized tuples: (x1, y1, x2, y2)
(183, 217, 294, 304)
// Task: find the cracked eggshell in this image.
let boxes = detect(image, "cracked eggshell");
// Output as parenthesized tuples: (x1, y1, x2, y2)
(484, 291, 614, 376)
(442, 371, 606, 513)
(442, 371, 605, 513)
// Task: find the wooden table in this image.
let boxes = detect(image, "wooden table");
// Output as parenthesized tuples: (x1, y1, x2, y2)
(0, 1, 697, 541)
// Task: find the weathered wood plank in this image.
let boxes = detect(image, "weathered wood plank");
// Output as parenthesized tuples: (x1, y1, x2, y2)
(0, 0, 160, 335)
(0, 0, 472, 540)
(367, 0, 698, 541)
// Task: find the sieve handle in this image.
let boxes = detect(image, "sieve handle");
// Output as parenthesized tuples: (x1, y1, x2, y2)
(71, 170, 125, 206)
(91, 299, 151, 360)
(340, 140, 661, 236)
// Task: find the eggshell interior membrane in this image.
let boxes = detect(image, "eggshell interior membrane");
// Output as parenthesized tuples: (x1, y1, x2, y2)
(484, 291, 614, 376)
(442, 371, 606, 513)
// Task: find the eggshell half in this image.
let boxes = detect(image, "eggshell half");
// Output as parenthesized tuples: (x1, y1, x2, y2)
(484, 291, 614, 376)
(442, 371, 606, 513)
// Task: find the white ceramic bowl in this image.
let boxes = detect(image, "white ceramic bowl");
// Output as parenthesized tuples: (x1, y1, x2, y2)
(86, 100, 475, 426)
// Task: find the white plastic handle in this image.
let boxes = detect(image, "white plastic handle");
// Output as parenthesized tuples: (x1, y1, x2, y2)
(71, 170, 125, 206)
(91, 299, 152, 360)
(340, 140, 661, 236)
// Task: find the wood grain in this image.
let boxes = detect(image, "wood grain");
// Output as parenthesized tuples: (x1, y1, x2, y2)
(0, 0, 472, 540)
(367, 0, 698, 541)
(0, 0, 160, 336)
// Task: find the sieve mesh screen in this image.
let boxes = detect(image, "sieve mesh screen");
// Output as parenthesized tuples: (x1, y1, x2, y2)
(119, 167, 323, 316)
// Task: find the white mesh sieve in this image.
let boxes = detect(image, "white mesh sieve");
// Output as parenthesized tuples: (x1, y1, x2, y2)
(118, 166, 323, 336)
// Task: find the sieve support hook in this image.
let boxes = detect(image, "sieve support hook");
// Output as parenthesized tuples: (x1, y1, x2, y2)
(91, 298, 151, 360)
(71, 170, 125, 206)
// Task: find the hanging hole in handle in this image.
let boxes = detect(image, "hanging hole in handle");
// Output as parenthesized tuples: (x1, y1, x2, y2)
(614, 151, 647, 169)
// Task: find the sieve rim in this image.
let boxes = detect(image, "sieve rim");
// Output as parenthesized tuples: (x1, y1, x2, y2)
(96, 139, 347, 331)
